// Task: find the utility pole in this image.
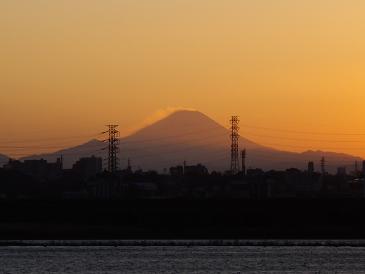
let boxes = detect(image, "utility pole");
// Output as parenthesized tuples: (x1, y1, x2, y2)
(308, 161, 314, 175)
(127, 158, 131, 170)
(241, 149, 246, 176)
(230, 116, 240, 175)
(106, 125, 120, 173)
(320, 156, 326, 175)
(60, 155, 63, 170)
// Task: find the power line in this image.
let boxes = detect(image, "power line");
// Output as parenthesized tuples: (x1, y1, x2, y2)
(240, 123, 365, 136)
(261, 141, 365, 151)
(3, 123, 365, 150)
(3, 122, 365, 162)
(0, 133, 101, 144)
(242, 130, 365, 143)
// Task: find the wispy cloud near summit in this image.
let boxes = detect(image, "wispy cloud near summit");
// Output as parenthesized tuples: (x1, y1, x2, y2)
(126, 107, 197, 136)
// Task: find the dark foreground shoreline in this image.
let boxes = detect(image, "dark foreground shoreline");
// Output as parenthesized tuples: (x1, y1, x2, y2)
(1, 199, 365, 240)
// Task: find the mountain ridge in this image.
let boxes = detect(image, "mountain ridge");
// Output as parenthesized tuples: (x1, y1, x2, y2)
(0, 153, 9, 167)
(20, 110, 362, 173)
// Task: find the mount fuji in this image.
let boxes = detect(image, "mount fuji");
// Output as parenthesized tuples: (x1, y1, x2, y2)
(21, 110, 362, 173)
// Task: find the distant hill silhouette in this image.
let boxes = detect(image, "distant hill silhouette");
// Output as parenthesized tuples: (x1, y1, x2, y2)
(21, 110, 362, 173)
(0, 154, 9, 167)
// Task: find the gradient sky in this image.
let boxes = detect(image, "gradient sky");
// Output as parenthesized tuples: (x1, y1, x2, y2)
(1, 0, 365, 158)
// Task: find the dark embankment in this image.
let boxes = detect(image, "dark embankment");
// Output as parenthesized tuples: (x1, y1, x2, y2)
(0, 199, 364, 240)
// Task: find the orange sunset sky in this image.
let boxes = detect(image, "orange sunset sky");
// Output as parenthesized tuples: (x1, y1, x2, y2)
(1, 0, 365, 158)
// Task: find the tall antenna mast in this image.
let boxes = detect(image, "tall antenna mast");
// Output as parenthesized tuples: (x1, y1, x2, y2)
(106, 125, 120, 173)
(241, 149, 246, 176)
(320, 156, 326, 175)
(230, 116, 240, 175)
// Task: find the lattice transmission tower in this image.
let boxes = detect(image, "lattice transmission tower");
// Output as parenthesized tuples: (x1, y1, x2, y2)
(106, 125, 120, 173)
(230, 116, 240, 175)
(241, 149, 246, 176)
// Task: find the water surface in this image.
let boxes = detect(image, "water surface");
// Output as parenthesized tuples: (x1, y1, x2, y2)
(1, 245, 365, 273)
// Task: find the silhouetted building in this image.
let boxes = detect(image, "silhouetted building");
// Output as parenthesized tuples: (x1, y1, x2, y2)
(337, 166, 347, 176)
(170, 165, 184, 177)
(130, 182, 159, 198)
(230, 181, 250, 199)
(72, 155, 102, 179)
(184, 164, 208, 176)
(89, 176, 123, 200)
(4, 158, 63, 181)
(170, 163, 208, 177)
(308, 161, 314, 175)
(3, 159, 22, 170)
(348, 178, 364, 198)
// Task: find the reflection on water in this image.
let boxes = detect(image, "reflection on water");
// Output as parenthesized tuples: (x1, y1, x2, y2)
(1, 245, 365, 273)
